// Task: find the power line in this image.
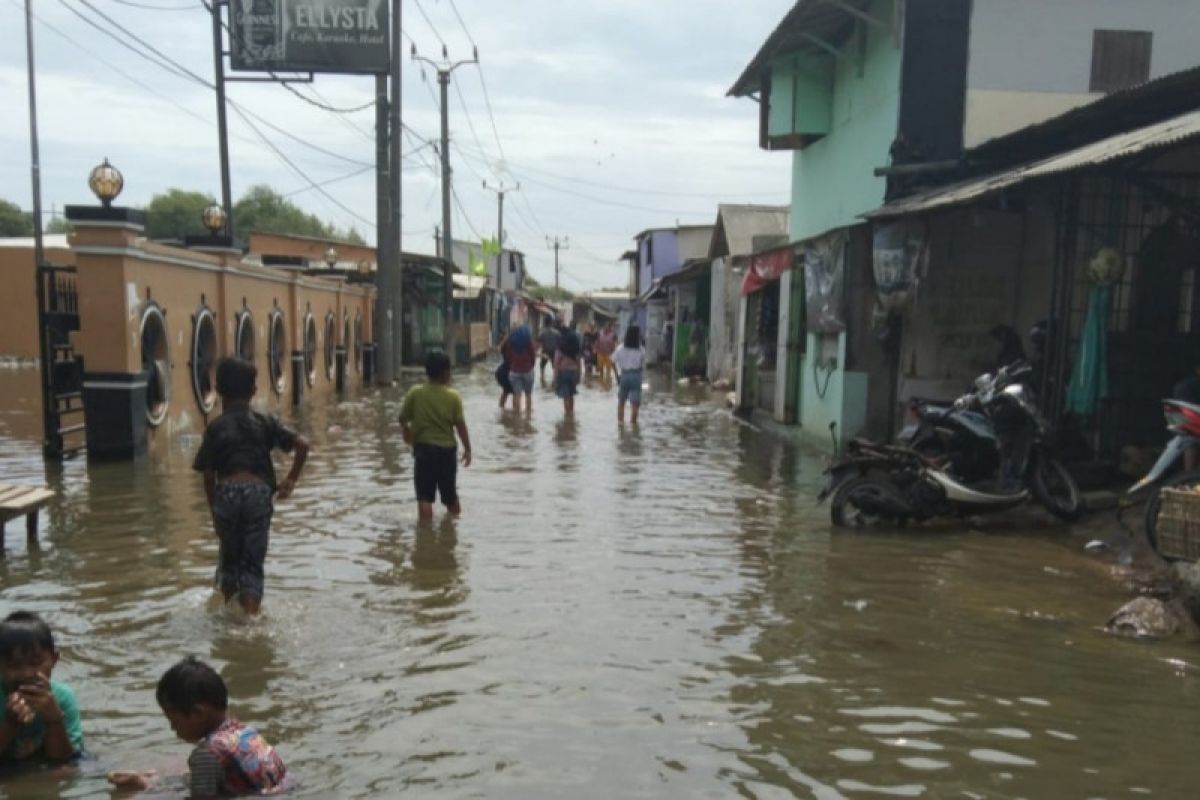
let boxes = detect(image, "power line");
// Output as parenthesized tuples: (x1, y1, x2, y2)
(283, 165, 372, 198)
(444, 0, 508, 163)
(110, 0, 196, 9)
(73, 0, 212, 86)
(229, 103, 375, 230)
(451, 185, 483, 240)
(411, 0, 446, 48)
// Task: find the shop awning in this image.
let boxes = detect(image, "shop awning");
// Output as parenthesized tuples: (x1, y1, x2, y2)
(741, 245, 795, 295)
(659, 259, 712, 288)
(864, 106, 1200, 220)
(635, 281, 667, 305)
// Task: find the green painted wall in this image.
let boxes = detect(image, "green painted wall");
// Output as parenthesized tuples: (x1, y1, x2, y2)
(788, 0, 901, 244)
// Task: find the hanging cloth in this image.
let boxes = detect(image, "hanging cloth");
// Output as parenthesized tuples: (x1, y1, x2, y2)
(1065, 285, 1111, 416)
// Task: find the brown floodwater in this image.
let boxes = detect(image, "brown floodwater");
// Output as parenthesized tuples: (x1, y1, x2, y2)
(1, 364, 1198, 798)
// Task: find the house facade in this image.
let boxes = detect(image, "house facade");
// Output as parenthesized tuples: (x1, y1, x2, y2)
(730, 0, 1200, 444)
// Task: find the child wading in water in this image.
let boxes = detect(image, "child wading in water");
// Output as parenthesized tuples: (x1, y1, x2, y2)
(108, 656, 287, 796)
(554, 328, 582, 414)
(192, 358, 309, 615)
(0, 611, 84, 764)
(614, 325, 647, 424)
(400, 351, 473, 521)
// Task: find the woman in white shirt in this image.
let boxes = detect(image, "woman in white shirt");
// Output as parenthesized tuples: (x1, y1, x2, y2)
(613, 326, 647, 424)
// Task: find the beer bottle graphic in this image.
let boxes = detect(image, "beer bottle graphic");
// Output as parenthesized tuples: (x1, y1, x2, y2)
(236, 0, 284, 67)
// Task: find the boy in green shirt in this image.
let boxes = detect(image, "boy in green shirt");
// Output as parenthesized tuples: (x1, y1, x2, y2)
(1, 611, 84, 764)
(399, 351, 473, 521)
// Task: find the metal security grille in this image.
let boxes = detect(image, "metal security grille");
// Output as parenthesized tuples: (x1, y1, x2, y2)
(1049, 170, 1200, 462)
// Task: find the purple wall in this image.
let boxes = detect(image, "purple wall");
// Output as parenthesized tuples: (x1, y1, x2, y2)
(637, 230, 682, 294)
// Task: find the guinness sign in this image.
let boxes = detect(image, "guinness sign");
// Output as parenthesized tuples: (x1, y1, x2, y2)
(231, 0, 389, 74)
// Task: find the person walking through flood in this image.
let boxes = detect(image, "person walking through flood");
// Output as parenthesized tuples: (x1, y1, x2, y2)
(399, 352, 473, 522)
(192, 358, 310, 616)
(595, 322, 617, 385)
(495, 333, 515, 410)
(537, 323, 561, 383)
(554, 329, 583, 415)
(502, 325, 537, 416)
(614, 325, 647, 424)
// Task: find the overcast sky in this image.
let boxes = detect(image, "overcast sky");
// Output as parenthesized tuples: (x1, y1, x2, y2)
(0, 0, 791, 291)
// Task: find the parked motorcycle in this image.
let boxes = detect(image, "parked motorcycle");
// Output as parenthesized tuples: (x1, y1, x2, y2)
(1127, 399, 1200, 556)
(820, 363, 1083, 526)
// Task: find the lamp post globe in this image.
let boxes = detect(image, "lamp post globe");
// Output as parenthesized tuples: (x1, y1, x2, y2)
(201, 203, 227, 236)
(88, 158, 123, 208)
(324, 247, 338, 268)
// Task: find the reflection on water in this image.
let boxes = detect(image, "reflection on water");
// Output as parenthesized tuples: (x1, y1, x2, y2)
(1, 365, 1198, 797)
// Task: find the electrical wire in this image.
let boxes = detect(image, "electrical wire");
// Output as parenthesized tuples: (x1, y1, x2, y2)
(63, 0, 374, 230)
(283, 165, 373, 198)
(229, 103, 376, 229)
(444, 0, 507, 163)
(110, 0, 195, 9)
(411, 0, 446, 49)
(450, 185, 483, 240)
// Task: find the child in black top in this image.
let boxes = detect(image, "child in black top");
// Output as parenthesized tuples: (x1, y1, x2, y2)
(192, 358, 309, 615)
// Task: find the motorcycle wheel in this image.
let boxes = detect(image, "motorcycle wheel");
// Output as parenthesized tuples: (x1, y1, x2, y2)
(1144, 470, 1200, 557)
(1030, 455, 1083, 522)
(830, 475, 907, 528)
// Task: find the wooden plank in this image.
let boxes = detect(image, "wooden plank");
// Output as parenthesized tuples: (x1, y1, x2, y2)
(0, 488, 55, 512)
(0, 486, 29, 505)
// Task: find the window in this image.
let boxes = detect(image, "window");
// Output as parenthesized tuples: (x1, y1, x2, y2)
(1090, 30, 1152, 94)
(324, 312, 336, 380)
(235, 310, 255, 361)
(303, 313, 317, 387)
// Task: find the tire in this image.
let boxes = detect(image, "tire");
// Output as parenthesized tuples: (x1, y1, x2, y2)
(1030, 455, 1083, 522)
(830, 475, 908, 528)
(1143, 470, 1200, 557)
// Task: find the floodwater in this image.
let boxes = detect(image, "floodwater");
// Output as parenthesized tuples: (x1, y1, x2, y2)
(1, 364, 1198, 798)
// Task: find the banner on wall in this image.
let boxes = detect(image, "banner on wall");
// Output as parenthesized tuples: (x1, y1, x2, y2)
(803, 230, 848, 334)
(871, 220, 928, 313)
(741, 246, 795, 296)
(231, 0, 389, 74)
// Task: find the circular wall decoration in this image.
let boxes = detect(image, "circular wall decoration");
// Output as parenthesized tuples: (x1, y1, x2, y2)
(303, 313, 318, 387)
(268, 310, 287, 395)
(324, 312, 336, 381)
(235, 311, 255, 362)
(190, 306, 218, 414)
(140, 304, 170, 427)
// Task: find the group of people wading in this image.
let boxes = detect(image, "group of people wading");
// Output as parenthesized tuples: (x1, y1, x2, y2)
(496, 321, 647, 424)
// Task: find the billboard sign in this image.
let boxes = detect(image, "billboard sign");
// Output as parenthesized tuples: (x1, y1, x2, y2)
(231, 0, 389, 75)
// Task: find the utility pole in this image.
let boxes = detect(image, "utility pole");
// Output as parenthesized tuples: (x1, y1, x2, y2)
(373, 73, 394, 384)
(388, 0, 402, 377)
(483, 181, 519, 292)
(412, 44, 477, 361)
(209, 0, 233, 236)
(24, 0, 54, 454)
(547, 235, 570, 291)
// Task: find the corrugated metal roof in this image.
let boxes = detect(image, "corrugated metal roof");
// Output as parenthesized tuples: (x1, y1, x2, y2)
(711, 204, 790, 259)
(865, 107, 1200, 219)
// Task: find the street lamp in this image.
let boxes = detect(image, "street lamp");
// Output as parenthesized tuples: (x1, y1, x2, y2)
(201, 203, 226, 235)
(324, 247, 338, 269)
(87, 158, 123, 208)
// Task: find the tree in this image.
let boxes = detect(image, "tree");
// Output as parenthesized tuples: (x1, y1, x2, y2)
(45, 217, 73, 234)
(0, 199, 34, 237)
(145, 189, 216, 240)
(234, 185, 339, 241)
(525, 274, 574, 302)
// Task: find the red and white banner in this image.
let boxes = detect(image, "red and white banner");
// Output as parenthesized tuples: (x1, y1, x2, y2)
(741, 245, 795, 296)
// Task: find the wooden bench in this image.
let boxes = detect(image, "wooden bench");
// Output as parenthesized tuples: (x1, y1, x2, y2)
(0, 484, 55, 554)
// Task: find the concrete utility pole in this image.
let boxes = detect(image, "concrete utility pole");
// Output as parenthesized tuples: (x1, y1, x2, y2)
(374, 73, 394, 384)
(374, 0, 404, 384)
(208, 0, 233, 236)
(483, 181, 519, 292)
(412, 44, 477, 361)
(388, 0, 403, 378)
(547, 235, 570, 291)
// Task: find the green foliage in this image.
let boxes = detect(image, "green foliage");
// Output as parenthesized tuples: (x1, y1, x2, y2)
(145, 189, 216, 240)
(45, 217, 73, 234)
(233, 185, 362, 243)
(142, 185, 366, 244)
(0, 199, 34, 237)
